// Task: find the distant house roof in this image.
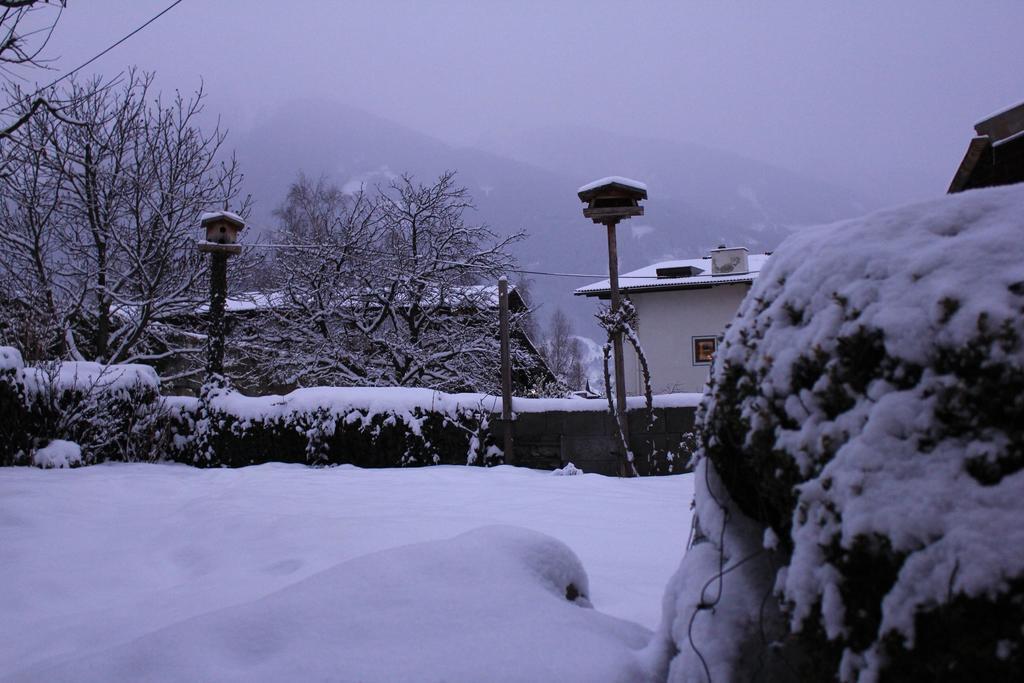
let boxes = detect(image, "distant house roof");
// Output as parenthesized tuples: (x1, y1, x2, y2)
(574, 253, 770, 298)
(949, 100, 1024, 193)
(195, 285, 527, 315)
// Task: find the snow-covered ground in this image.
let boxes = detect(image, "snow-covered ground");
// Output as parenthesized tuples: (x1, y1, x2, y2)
(0, 463, 692, 681)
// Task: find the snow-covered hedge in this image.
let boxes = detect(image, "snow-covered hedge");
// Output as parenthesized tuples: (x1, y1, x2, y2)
(663, 185, 1024, 681)
(165, 388, 699, 469)
(167, 385, 502, 468)
(0, 350, 165, 466)
(0, 354, 501, 469)
(0, 347, 31, 465)
(2, 350, 697, 471)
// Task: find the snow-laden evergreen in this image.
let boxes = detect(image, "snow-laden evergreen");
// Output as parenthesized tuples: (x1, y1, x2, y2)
(662, 184, 1024, 681)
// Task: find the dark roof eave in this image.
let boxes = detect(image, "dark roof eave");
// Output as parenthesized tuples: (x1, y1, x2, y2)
(948, 136, 993, 194)
(574, 278, 755, 298)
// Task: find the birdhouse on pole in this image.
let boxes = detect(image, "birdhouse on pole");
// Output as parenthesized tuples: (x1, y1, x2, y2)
(197, 211, 245, 255)
(576, 175, 649, 477)
(578, 176, 647, 224)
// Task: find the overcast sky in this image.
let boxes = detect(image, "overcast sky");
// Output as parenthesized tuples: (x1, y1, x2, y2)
(35, 0, 1024, 204)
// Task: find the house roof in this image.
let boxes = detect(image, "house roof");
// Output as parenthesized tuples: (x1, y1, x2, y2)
(949, 100, 1024, 194)
(574, 253, 770, 298)
(195, 285, 527, 314)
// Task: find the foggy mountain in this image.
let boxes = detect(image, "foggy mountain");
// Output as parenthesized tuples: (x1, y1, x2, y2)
(232, 99, 878, 335)
(475, 124, 878, 236)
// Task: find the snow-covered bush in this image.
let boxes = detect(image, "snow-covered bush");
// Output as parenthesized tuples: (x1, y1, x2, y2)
(161, 395, 200, 461)
(664, 185, 1024, 681)
(8, 357, 165, 465)
(171, 387, 501, 468)
(648, 431, 698, 476)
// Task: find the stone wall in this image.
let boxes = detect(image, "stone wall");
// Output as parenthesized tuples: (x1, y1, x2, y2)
(492, 403, 697, 475)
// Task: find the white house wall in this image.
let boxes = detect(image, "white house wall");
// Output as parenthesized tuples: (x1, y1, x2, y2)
(622, 283, 751, 394)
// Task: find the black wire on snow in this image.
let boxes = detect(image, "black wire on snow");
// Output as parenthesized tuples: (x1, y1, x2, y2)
(684, 450, 733, 683)
(686, 450, 802, 683)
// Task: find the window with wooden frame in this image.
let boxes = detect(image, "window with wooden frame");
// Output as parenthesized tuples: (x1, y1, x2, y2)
(693, 336, 717, 365)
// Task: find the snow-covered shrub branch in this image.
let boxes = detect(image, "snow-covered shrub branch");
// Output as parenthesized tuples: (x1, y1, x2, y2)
(597, 297, 654, 475)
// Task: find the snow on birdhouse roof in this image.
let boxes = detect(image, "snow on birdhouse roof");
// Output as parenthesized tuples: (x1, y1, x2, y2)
(577, 176, 648, 194)
(574, 253, 770, 297)
(200, 210, 245, 227)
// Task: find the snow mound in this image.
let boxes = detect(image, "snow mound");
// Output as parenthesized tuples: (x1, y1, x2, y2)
(30, 440, 82, 469)
(667, 184, 1024, 681)
(0, 346, 24, 372)
(553, 461, 584, 476)
(15, 525, 654, 683)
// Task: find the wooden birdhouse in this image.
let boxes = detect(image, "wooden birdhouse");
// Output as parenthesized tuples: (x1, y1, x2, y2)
(198, 211, 245, 254)
(577, 176, 647, 224)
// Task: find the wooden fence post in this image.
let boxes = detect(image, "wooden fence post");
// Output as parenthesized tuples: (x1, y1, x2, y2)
(499, 277, 514, 463)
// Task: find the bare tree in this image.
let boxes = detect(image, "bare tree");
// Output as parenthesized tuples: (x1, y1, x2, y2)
(0, 70, 248, 382)
(540, 308, 585, 390)
(241, 171, 538, 393)
(0, 1, 63, 72)
(0, 96, 76, 358)
(355, 171, 525, 391)
(231, 174, 379, 388)
(0, 1, 74, 143)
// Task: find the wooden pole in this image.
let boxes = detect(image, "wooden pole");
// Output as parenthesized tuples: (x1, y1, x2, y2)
(606, 220, 631, 476)
(498, 277, 514, 464)
(206, 251, 229, 380)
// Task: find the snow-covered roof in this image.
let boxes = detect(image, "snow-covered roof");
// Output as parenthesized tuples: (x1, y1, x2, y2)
(195, 285, 521, 314)
(195, 292, 287, 314)
(574, 253, 770, 297)
(577, 176, 648, 194)
(975, 99, 1024, 127)
(993, 127, 1024, 148)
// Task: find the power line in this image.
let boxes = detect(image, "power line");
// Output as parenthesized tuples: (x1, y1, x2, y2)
(1, 108, 237, 207)
(2, 132, 666, 284)
(5, 125, 667, 285)
(3, 132, 613, 284)
(1, 0, 186, 114)
(242, 241, 656, 281)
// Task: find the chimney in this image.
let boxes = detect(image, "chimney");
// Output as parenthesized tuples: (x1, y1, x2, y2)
(710, 245, 749, 276)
